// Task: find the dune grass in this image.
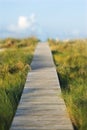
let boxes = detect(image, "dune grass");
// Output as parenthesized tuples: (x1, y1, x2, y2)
(0, 37, 39, 130)
(48, 39, 87, 130)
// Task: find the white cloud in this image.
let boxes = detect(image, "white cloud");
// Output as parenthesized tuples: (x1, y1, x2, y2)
(8, 14, 36, 32)
(18, 16, 30, 29)
(6, 13, 44, 39)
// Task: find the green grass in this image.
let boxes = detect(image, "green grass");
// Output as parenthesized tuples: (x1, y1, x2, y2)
(48, 39, 87, 130)
(0, 37, 39, 130)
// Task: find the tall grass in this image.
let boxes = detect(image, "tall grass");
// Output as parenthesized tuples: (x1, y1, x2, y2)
(48, 39, 87, 130)
(0, 37, 39, 130)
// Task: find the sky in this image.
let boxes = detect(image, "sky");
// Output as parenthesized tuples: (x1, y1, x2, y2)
(0, 0, 87, 41)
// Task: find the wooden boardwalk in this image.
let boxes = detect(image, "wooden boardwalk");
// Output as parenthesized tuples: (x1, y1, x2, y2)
(10, 43, 73, 130)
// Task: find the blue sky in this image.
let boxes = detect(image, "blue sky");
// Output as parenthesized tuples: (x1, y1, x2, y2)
(0, 0, 87, 40)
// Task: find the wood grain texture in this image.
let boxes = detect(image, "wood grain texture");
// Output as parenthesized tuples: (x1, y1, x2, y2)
(10, 43, 73, 130)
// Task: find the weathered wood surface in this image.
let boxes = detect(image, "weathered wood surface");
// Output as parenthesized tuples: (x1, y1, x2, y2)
(10, 43, 73, 130)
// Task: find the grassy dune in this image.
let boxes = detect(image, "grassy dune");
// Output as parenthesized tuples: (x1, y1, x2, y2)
(0, 37, 39, 130)
(49, 39, 87, 130)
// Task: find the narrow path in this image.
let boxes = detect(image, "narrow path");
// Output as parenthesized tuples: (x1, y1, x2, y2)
(10, 43, 73, 130)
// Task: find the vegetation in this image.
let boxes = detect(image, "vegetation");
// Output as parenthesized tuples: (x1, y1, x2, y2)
(0, 37, 39, 130)
(48, 39, 87, 130)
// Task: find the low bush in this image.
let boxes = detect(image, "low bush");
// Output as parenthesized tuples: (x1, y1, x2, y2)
(0, 37, 38, 130)
(49, 39, 87, 130)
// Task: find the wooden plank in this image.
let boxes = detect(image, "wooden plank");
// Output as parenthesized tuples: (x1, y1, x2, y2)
(10, 43, 73, 130)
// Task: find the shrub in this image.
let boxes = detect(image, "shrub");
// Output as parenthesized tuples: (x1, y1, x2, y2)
(0, 37, 38, 130)
(49, 39, 87, 130)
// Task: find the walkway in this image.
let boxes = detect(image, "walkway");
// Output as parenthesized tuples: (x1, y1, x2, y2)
(10, 43, 73, 130)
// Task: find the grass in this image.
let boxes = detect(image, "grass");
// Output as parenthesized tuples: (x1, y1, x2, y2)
(0, 37, 39, 130)
(48, 39, 87, 130)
